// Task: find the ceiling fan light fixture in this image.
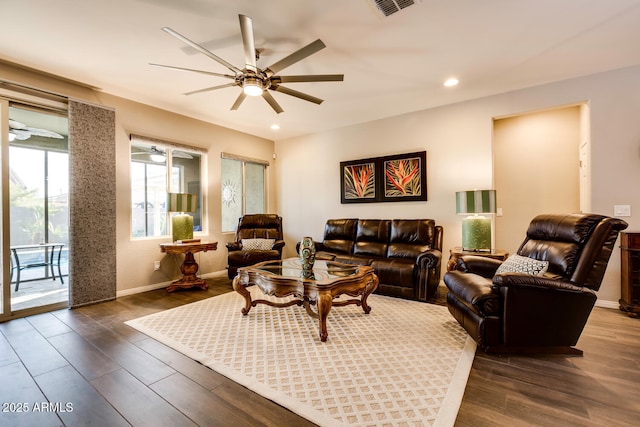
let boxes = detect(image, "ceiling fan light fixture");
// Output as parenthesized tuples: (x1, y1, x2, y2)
(150, 154, 166, 163)
(444, 77, 459, 87)
(243, 76, 264, 96)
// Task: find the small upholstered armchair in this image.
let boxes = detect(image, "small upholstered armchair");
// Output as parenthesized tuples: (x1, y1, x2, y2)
(226, 214, 285, 279)
(444, 213, 627, 355)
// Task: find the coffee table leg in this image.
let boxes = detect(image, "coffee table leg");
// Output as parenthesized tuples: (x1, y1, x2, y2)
(232, 276, 253, 315)
(361, 275, 379, 314)
(317, 292, 333, 342)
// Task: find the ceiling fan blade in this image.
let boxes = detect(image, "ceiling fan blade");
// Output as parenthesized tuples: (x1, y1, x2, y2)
(239, 15, 257, 73)
(265, 39, 326, 76)
(262, 91, 284, 114)
(275, 74, 344, 83)
(183, 82, 238, 96)
(9, 119, 26, 129)
(271, 85, 323, 104)
(162, 27, 242, 75)
(230, 92, 247, 110)
(149, 63, 235, 79)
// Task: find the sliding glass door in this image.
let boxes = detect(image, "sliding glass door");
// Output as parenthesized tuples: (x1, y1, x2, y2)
(3, 103, 69, 316)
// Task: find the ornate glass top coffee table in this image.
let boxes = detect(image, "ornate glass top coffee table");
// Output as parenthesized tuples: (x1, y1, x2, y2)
(232, 258, 379, 342)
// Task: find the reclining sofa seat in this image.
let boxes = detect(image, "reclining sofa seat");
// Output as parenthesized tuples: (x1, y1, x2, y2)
(444, 213, 628, 354)
(314, 218, 443, 301)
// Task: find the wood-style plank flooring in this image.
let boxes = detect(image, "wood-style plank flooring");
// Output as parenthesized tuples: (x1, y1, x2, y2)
(1, 278, 639, 426)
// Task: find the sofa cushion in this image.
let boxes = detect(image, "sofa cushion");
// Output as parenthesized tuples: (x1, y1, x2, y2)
(238, 228, 280, 240)
(495, 254, 549, 275)
(387, 219, 434, 259)
(353, 219, 390, 257)
(333, 254, 373, 266)
(236, 214, 282, 240)
(322, 219, 357, 254)
(372, 258, 415, 289)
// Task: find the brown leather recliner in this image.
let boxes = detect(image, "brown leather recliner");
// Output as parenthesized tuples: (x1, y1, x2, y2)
(444, 213, 627, 355)
(226, 214, 285, 279)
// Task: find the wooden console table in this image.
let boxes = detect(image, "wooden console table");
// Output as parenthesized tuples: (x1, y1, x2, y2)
(159, 242, 218, 292)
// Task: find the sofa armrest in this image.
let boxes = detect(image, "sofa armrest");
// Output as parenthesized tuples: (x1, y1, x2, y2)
(313, 241, 327, 252)
(414, 249, 442, 301)
(416, 249, 442, 269)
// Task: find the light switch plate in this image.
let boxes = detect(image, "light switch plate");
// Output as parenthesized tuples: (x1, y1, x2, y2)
(614, 205, 631, 217)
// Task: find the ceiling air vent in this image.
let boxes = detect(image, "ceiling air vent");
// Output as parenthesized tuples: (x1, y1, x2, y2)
(371, 0, 416, 17)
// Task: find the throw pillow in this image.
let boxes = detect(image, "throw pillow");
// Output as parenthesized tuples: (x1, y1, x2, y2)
(495, 254, 549, 276)
(241, 238, 275, 251)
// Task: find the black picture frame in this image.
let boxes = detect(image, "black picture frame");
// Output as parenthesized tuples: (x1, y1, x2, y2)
(340, 157, 378, 203)
(340, 151, 427, 203)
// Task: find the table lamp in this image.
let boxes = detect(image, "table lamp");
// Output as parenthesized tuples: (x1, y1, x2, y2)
(455, 189, 497, 251)
(167, 192, 197, 242)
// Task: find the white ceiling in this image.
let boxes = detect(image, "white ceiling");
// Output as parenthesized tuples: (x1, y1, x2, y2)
(2, 0, 640, 141)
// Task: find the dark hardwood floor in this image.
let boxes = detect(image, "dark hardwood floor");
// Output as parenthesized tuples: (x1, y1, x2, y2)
(1, 278, 639, 426)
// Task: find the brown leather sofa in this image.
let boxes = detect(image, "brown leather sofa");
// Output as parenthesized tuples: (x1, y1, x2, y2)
(226, 214, 285, 279)
(311, 218, 443, 301)
(444, 213, 628, 355)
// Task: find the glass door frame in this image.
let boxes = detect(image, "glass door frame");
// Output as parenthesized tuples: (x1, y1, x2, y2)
(1, 97, 10, 320)
(1, 94, 70, 321)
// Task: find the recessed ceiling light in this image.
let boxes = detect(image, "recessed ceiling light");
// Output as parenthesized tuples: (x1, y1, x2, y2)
(270, 124, 280, 130)
(444, 78, 459, 87)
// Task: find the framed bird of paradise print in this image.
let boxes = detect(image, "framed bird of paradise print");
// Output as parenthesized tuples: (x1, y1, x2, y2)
(340, 151, 427, 203)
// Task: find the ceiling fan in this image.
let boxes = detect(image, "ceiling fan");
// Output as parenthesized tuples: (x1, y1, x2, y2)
(131, 145, 193, 162)
(150, 14, 344, 114)
(8, 119, 63, 141)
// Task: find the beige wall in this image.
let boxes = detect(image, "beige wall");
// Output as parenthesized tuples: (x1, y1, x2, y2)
(276, 64, 640, 306)
(493, 106, 581, 253)
(5, 60, 640, 305)
(1, 61, 276, 294)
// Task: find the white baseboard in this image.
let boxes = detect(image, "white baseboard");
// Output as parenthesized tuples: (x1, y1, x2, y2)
(116, 269, 228, 298)
(595, 299, 619, 309)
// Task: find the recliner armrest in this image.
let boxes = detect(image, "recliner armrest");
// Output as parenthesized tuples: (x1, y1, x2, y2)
(226, 242, 242, 252)
(454, 255, 503, 278)
(272, 240, 285, 252)
(493, 273, 594, 294)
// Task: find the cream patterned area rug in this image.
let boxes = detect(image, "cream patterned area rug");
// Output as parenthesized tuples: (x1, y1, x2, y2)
(126, 288, 476, 427)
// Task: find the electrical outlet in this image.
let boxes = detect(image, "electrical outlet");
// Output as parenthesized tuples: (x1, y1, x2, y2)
(153, 260, 161, 271)
(614, 205, 631, 217)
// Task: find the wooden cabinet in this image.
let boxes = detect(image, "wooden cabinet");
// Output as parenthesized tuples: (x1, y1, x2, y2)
(619, 232, 640, 317)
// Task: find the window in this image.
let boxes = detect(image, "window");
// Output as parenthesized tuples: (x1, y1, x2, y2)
(130, 135, 204, 238)
(221, 154, 268, 232)
(9, 106, 69, 247)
